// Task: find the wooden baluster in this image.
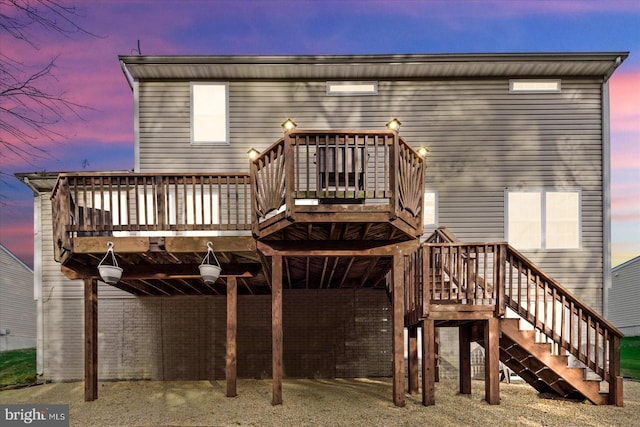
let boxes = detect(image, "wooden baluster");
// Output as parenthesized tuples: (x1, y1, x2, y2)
(577, 307, 583, 363)
(569, 300, 575, 353)
(552, 287, 558, 342)
(517, 258, 523, 316)
(108, 177, 114, 231)
(543, 281, 548, 336)
(158, 175, 166, 229)
(422, 246, 429, 318)
(591, 323, 597, 374)
(447, 246, 453, 301)
(586, 314, 592, 369)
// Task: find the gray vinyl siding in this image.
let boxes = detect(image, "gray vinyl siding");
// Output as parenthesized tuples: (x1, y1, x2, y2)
(608, 257, 640, 335)
(136, 78, 605, 310)
(0, 245, 35, 341)
(39, 194, 132, 301)
(37, 193, 133, 380)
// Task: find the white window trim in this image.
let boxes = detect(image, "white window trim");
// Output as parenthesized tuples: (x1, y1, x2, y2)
(423, 190, 438, 228)
(505, 188, 582, 250)
(326, 81, 378, 96)
(509, 79, 561, 94)
(190, 82, 230, 144)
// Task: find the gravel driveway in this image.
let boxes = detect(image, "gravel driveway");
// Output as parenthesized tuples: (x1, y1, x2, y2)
(1, 378, 638, 426)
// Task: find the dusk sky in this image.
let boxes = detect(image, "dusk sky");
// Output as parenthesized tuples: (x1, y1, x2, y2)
(0, 0, 638, 268)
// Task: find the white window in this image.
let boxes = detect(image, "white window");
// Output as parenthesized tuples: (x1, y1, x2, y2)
(191, 83, 228, 144)
(326, 81, 378, 95)
(506, 190, 580, 250)
(545, 191, 580, 249)
(509, 79, 561, 93)
(423, 191, 437, 227)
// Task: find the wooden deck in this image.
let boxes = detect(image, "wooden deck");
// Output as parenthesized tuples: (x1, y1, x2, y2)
(49, 130, 622, 408)
(402, 228, 624, 407)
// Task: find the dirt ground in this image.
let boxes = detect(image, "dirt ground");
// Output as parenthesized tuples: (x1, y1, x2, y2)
(1, 378, 638, 426)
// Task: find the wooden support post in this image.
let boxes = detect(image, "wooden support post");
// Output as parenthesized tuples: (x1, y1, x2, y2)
(84, 278, 98, 401)
(459, 323, 472, 395)
(226, 276, 238, 397)
(609, 336, 623, 406)
(408, 325, 419, 395)
(271, 255, 283, 406)
(434, 328, 440, 382)
(484, 317, 500, 405)
(421, 318, 435, 406)
(392, 253, 405, 407)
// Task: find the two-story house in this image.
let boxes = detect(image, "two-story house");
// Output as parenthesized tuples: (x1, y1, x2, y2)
(18, 52, 627, 407)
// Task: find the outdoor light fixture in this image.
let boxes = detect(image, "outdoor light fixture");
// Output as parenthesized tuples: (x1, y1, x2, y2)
(199, 241, 222, 284)
(98, 242, 123, 285)
(247, 148, 260, 160)
(281, 118, 297, 133)
(386, 118, 401, 132)
(418, 146, 429, 157)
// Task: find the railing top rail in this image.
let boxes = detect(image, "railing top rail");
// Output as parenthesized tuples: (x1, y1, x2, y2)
(288, 129, 396, 137)
(424, 241, 507, 248)
(50, 174, 66, 199)
(397, 136, 427, 162)
(56, 172, 251, 178)
(51, 172, 252, 203)
(251, 137, 284, 165)
(507, 244, 624, 338)
(424, 226, 461, 243)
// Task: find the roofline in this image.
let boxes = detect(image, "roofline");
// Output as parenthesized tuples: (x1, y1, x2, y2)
(612, 255, 640, 272)
(0, 243, 34, 273)
(119, 51, 630, 66)
(119, 51, 629, 88)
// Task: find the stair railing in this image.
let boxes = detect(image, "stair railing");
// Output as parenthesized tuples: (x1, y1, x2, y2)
(504, 245, 623, 386)
(423, 242, 506, 312)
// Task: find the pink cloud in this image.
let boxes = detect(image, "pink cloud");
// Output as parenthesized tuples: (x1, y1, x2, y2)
(351, 0, 640, 21)
(610, 71, 640, 133)
(0, 220, 34, 267)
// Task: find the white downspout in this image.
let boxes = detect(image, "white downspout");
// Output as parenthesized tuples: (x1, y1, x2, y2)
(34, 194, 45, 379)
(133, 80, 140, 172)
(602, 80, 612, 318)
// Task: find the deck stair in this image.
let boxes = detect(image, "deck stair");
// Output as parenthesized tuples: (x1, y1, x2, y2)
(403, 227, 623, 405)
(499, 317, 605, 404)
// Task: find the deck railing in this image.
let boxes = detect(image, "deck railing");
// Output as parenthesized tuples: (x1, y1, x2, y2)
(408, 227, 622, 400)
(251, 130, 425, 232)
(51, 172, 251, 260)
(404, 241, 506, 324)
(504, 245, 623, 386)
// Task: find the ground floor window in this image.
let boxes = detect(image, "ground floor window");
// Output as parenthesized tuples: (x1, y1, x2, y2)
(505, 189, 580, 250)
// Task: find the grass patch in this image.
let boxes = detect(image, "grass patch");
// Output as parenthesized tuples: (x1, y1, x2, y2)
(620, 336, 640, 380)
(0, 348, 36, 386)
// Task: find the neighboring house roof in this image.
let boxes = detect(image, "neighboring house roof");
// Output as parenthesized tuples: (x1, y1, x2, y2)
(15, 172, 62, 194)
(0, 243, 33, 273)
(612, 255, 640, 273)
(119, 52, 628, 88)
(608, 256, 640, 334)
(15, 171, 128, 194)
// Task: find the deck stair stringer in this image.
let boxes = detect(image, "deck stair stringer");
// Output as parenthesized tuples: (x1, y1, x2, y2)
(499, 318, 606, 405)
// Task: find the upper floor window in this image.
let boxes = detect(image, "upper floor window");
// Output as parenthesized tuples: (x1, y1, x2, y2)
(326, 81, 378, 96)
(509, 79, 561, 93)
(505, 189, 581, 250)
(191, 82, 229, 144)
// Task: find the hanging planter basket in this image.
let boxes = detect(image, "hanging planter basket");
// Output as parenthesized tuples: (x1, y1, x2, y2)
(200, 242, 222, 284)
(98, 242, 123, 285)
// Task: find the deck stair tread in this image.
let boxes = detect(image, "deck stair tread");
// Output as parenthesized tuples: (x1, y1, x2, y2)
(499, 318, 606, 405)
